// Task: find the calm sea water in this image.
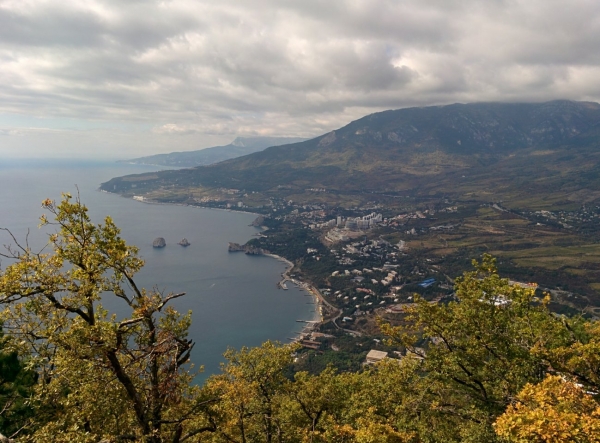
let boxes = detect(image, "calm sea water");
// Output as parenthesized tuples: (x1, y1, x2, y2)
(0, 159, 316, 381)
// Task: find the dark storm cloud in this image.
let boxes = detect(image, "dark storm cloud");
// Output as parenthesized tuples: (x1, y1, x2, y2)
(1, 0, 600, 157)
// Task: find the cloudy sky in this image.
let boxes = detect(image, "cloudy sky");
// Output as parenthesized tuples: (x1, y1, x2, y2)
(1, 0, 600, 158)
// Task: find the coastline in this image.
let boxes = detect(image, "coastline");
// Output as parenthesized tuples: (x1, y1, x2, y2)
(115, 161, 185, 169)
(264, 252, 336, 342)
(102, 189, 325, 342)
(99, 190, 262, 217)
(7, 161, 320, 379)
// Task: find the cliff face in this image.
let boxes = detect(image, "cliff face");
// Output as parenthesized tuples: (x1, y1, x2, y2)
(228, 242, 265, 255)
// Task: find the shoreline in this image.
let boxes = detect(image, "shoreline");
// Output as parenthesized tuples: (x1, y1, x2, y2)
(263, 252, 328, 341)
(101, 189, 325, 342)
(98, 189, 262, 217)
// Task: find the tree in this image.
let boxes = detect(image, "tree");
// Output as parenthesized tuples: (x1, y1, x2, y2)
(495, 375, 600, 443)
(379, 254, 561, 441)
(543, 318, 600, 394)
(314, 358, 422, 443)
(0, 325, 36, 439)
(200, 342, 422, 443)
(0, 194, 213, 442)
(201, 341, 298, 443)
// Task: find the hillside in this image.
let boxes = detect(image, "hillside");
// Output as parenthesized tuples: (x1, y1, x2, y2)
(102, 101, 600, 210)
(122, 136, 307, 167)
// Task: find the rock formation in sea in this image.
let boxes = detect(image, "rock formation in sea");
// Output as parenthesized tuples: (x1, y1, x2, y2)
(178, 238, 191, 247)
(228, 242, 265, 255)
(250, 215, 265, 227)
(153, 237, 166, 248)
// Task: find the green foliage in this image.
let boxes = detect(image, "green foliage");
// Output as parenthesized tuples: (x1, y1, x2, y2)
(0, 326, 36, 438)
(0, 194, 211, 442)
(200, 342, 422, 443)
(293, 349, 367, 375)
(201, 341, 299, 443)
(379, 254, 563, 441)
(495, 375, 600, 443)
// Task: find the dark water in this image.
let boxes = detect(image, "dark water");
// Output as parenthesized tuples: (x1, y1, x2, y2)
(0, 159, 316, 381)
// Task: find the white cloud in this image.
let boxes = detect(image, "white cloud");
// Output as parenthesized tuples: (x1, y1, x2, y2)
(152, 123, 198, 134)
(1, 0, 600, 157)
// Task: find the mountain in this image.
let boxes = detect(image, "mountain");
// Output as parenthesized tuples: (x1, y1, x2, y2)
(102, 101, 600, 210)
(122, 136, 308, 167)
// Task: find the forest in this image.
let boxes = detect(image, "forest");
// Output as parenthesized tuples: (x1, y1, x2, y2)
(1, 195, 599, 442)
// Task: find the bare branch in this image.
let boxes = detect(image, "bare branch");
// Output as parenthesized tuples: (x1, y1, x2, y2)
(118, 317, 145, 329)
(0, 228, 30, 258)
(44, 293, 92, 324)
(158, 292, 186, 311)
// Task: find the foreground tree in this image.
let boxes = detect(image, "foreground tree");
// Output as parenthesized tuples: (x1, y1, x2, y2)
(0, 194, 213, 442)
(495, 374, 600, 443)
(201, 342, 297, 443)
(379, 255, 564, 441)
(200, 342, 420, 443)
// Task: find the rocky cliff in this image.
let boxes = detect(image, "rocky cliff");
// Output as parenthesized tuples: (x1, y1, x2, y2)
(228, 242, 265, 255)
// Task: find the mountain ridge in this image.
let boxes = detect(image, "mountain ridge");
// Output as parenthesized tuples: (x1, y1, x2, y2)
(101, 100, 600, 210)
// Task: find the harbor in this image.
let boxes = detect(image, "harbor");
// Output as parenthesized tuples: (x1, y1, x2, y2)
(264, 252, 342, 344)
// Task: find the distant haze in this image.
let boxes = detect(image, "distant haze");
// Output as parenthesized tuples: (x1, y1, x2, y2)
(124, 136, 308, 167)
(2, 1, 600, 158)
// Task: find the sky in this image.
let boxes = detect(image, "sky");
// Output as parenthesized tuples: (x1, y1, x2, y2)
(2, 0, 600, 159)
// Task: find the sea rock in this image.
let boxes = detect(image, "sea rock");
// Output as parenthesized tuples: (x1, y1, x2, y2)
(228, 242, 264, 255)
(250, 215, 265, 227)
(178, 238, 191, 247)
(228, 242, 244, 252)
(153, 237, 166, 248)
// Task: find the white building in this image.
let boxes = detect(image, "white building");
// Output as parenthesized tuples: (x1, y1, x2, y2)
(365, 349, 388, 364)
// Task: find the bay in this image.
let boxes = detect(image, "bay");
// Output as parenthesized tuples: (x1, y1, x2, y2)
(0, 159, 316, 381)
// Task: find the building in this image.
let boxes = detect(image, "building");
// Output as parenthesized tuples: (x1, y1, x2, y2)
(345, 219, 358, 230)
(418, 278, 436, 288)
(365, 349, 388, 364)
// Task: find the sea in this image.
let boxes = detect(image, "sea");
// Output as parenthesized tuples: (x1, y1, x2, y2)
(0, 159, 317, 381)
